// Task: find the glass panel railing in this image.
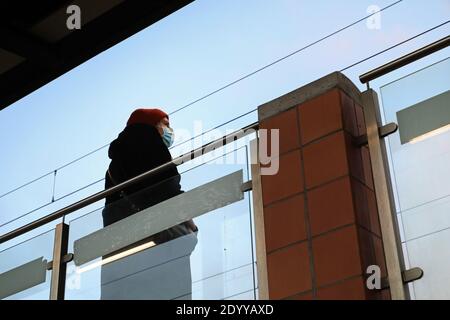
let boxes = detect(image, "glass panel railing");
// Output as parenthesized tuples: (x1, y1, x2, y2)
(64, 146, 257, 300)
(0, 186, 102, 252)
(0, 229, 54, 300)
(380, 57, 450, 299)
(73, 170, 244, 266)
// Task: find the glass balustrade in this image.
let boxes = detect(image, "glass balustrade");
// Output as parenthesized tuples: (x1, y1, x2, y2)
(0, 228, 54, 300)
(380, 57, 450, 299)
(62, 146, 257, 300)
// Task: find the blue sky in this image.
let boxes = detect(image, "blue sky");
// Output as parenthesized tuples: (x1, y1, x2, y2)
(0, 0, 449, 246)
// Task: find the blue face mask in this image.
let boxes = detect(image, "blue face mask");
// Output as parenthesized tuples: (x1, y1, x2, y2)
(162, 126, 174, 148)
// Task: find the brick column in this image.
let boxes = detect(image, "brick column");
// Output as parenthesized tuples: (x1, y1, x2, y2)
(258, 72, 390, 300)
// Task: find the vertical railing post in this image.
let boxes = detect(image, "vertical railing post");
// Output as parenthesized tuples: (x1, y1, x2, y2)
(51, 170, 57, 203)
(250, 138, 269, 300)
(49, 222, 69, 300)
(361, 89, 409, 300)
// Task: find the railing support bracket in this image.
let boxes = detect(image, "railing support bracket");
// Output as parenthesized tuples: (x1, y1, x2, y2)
(381, 267, 424, 290)
(241, 180, 253, 192)
(354, 122, 398, 147)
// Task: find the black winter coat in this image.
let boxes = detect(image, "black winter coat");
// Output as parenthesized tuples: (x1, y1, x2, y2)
(102, 123, 182, 227)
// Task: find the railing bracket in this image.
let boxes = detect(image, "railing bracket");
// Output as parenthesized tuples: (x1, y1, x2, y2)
(241, 180, 253, 192)
(46, 253, 73, 271)
(354, 122, 398, 147)
(380, 267, 424, 290)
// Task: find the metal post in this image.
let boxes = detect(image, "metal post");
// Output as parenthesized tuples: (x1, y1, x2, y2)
(51, 170, 57, 203)
(361, 89, 409, 300)
(250, 138, 269, 300)
(49, 222, 69, 300)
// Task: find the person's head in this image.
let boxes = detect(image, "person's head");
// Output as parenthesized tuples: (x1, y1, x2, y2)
(126, 108, 174, 147)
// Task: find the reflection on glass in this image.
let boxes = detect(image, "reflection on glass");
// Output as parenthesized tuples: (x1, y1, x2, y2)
(380, 57, 450, 299)
(73, 170, 243, 268)
(0, 229, 54, 300)
(0, 257, 48, 299)
(381, 58, 450, 211)
(76, 240, 156, 274)
(396, 90, 450, 145)
(65, 146, 256, 300)
(409, 123, 450, 144)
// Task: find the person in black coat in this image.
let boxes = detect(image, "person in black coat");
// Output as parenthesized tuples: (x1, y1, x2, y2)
(100, 108, 198, 300)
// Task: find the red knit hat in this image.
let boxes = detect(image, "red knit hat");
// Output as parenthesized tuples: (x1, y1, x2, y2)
(126, 108, 168, 127)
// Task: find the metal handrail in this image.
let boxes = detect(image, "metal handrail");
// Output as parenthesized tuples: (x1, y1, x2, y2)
(0, 122, 259, 244)
(360, 35, 450, 84)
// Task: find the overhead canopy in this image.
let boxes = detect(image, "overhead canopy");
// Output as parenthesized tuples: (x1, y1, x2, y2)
(0, 0, 193, 111)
